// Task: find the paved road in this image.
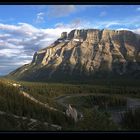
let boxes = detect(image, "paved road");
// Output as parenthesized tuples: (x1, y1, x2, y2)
(10, 83, 66, 130)
(11, 83, 65, 114)
(54, 93, 106, 108)
(20, 90, 65, 114)
(13, 83, 140, 125)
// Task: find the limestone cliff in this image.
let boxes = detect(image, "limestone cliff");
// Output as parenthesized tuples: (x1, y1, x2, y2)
(7, 29, 140, 81)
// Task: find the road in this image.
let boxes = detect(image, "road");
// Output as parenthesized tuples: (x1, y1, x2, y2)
(13, 83, 140, 125)
(20, 90, 65, 114)
(9, 83, 66, 130)
(54, 93, 140, 124)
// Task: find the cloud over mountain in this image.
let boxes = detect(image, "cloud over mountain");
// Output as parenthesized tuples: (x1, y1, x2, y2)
(0, 20, 140, 75)
(0, 22, 74, 75)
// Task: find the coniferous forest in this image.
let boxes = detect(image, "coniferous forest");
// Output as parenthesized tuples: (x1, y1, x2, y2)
(0, 78, 140, 131)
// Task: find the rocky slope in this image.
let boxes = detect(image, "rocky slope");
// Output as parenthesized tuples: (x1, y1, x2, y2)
(7, 29, 140, 81)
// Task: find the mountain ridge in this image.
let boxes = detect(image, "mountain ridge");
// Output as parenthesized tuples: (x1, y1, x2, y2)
(7, 28, 140, 81)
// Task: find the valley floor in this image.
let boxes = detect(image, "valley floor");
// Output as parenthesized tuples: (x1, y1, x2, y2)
(54, 93, 140, 124)
(1, 78, 140, 131)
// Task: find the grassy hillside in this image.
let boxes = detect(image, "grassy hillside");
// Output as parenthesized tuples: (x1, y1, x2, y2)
(0, 79, 119, 131)
(0, 80, 71, 130)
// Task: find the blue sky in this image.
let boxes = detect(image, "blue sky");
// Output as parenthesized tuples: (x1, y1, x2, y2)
(0, 5, 140, 75)
(1, 5, 140, 29)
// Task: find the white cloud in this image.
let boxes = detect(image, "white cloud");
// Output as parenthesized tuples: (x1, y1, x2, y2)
(46, 5, 109, 18)
(116, 28, 140, 34)
(1, 14, 140, 75)
(0, 48, 22, 57)
(132, 28, 140, 34)
(116, 28, 132, 31)
(0, 23, 39, 37)
(136, 7, 140, 11)
(54, 19, 92, 30)
(83, 20, 121, 29)
(55, 22, 64, 28)
(105, 21, 121, 28)
(0, 22, 76, 75)
(36, 12, 45, 23)
(47, 5, 76, 18)
(89, 15, 140, 29)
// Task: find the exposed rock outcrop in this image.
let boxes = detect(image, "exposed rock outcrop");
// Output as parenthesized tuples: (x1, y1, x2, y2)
(66, 104, 78, 122)
(7, 29, 140, 81)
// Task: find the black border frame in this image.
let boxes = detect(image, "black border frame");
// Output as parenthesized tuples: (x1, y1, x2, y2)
(0, 0, 140, 137)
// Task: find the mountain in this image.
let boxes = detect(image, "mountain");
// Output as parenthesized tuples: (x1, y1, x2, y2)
(7, 29, 140, 81)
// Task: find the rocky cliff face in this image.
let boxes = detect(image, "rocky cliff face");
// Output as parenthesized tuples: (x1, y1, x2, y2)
(8, 29, 140, 81)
